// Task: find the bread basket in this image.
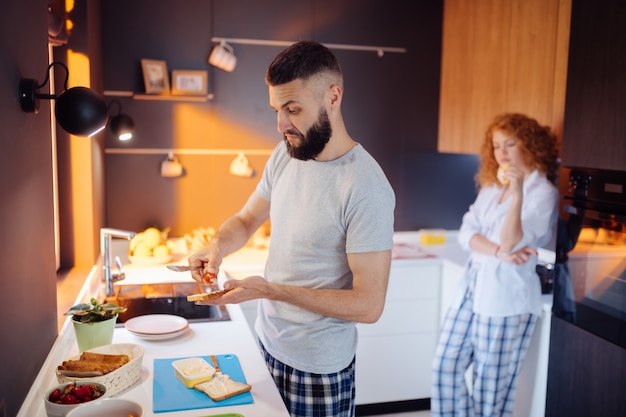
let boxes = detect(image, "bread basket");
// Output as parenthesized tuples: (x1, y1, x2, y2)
(56, 343, 144, 396)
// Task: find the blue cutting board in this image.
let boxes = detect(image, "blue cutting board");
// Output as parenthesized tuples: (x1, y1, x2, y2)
(153, 354, 254, 413)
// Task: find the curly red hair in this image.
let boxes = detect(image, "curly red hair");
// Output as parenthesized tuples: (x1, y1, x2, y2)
(477, 113, 560, 188)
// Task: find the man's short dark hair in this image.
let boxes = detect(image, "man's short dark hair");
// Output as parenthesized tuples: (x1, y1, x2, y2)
(265, 41, 342, 87)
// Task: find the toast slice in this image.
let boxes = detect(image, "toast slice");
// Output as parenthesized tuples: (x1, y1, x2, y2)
(193, 374, 251, 401)
(187, 289, 233, 302)
(80, 351, 129, 366)
(57, 352, 130, 376)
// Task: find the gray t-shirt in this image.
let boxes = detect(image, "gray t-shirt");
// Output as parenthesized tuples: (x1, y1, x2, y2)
(255, 141, 395, 374)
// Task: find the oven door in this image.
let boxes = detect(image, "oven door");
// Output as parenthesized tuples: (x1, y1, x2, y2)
(554, 202, 626, 348)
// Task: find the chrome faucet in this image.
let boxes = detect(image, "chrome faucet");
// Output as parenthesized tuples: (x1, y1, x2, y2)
(100, 228, 135, 297)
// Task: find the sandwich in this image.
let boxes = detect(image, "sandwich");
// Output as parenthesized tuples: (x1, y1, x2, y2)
(497, 163, 510, 185)
(187, 289, 233, 302)
(193, 374, 251, 401)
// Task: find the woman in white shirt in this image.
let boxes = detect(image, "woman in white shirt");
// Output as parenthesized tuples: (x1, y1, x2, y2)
(431, 113, 560, 417)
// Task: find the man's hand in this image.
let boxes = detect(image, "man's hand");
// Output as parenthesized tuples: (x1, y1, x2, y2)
(188, 246, 222, 284)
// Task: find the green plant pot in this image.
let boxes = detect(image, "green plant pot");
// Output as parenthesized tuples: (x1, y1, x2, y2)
(72, 315, 117, 353)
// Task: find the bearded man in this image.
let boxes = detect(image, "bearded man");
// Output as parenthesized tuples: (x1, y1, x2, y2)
(189, 40, 395, 417)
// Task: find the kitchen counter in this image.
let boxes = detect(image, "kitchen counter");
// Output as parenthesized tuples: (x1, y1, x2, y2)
(20, 230, 553, 416)
(23, 231, 456, 416)
(17, 265, 290, 417)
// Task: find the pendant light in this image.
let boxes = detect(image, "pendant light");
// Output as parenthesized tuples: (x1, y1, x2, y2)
(108, 100, 135, 141)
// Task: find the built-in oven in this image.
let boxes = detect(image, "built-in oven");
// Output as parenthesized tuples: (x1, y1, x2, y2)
(554, 166, 626, 345)
(546, 167, 626, 417)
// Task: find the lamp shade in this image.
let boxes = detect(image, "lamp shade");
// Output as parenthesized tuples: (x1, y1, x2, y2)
(109, 113, 135, 141)
(55, 87, 109, 136)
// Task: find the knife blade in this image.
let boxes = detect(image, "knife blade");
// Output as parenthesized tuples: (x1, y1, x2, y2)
(167, 265, 218, 283)
(166, 265, 194, 272)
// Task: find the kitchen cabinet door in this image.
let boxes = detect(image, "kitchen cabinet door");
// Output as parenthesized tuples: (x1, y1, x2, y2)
(356, 262, 442, 405)
(438, 0, 571, 154)
(560, 0, 626, 170)
(546, 316, 626, 417)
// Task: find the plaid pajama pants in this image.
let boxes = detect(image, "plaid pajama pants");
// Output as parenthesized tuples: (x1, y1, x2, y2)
(259, 340, 356, 417)
(431, 285, 537, 417)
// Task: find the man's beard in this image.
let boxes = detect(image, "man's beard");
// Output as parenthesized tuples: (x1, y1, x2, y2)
(283, 109, 332, 161)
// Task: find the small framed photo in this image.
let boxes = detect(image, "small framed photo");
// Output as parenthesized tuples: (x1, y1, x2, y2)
(141, 59, 170, 94)
(171, 70, 208, 96)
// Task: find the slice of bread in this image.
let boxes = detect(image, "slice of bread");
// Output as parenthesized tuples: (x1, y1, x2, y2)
(187, 289, 232, 302)
(57, 352, 130, 376)
(194, 374, 251, 401)
(80, 352, 129, 366)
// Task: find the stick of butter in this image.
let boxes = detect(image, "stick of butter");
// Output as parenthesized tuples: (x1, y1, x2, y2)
(420, 229, 447, 245)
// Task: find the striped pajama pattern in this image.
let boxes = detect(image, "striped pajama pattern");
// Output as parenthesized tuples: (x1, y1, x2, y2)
(259, 341, 356, 417)
(431, 287, 537, 417)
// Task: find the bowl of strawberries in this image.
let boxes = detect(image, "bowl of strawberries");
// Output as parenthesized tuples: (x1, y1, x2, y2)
(43, 381, 107, 417)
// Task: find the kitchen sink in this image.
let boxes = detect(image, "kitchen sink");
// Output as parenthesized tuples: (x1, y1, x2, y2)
(104, 282, 231, 325)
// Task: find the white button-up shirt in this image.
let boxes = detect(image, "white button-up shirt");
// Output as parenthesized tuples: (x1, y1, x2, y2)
(456, 170, 558, 316)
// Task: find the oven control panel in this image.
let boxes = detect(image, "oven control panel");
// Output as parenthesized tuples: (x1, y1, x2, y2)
(567, 171, 591, 196)
(561, 167, 626, 205)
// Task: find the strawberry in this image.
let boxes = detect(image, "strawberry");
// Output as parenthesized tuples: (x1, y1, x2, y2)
(48, 388, 61, 402)
(74, 384, 89, 400)
(60, 394, 79, 404)
(89, 383, 105, 399)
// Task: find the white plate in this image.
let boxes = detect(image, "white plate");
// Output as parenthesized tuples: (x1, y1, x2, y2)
(124, 314, 188, 335)
(128, 254, 173, 265)
(127, 326, 189, 341)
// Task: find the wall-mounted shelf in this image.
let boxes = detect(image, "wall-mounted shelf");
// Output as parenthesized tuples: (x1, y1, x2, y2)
(103, 90, 214, 102)
(105, 148, 273, 156)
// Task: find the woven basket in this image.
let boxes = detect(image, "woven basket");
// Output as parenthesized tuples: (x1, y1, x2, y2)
(56, 343, 144, 396)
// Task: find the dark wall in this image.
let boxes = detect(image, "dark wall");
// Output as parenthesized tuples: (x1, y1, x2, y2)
(0, 2, 59, 416)
(402, 152, 480, 230)
(100, 0, 445, 234)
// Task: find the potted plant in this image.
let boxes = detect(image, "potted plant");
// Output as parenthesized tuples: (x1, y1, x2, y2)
(65, 298, 127, 352)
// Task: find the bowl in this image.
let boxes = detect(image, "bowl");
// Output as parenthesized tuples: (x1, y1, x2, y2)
(43, 381, 107, 417)
(65, 398, 143, 417)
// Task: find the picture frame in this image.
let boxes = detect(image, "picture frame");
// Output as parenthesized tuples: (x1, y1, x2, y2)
(171, 70, 208, 96)
(141, 59, 170, 94)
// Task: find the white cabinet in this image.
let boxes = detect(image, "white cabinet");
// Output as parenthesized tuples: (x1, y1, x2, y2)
(355, 261, 442, 404)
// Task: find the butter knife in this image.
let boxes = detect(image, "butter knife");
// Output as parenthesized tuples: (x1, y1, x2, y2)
(210, 355, 222, 375)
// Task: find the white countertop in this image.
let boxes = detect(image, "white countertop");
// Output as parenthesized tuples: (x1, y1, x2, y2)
(17, 267, 290, 417)
(19, 230, 553, 416)
(393, 230, 468, 266)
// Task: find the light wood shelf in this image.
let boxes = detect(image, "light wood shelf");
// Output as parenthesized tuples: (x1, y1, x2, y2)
(103, 90, 214, 102)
